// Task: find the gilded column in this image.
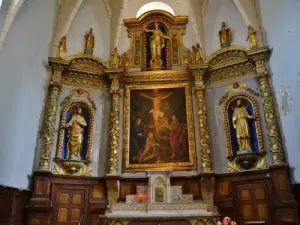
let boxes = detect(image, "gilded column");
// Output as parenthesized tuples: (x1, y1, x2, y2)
(189, 65, 213, 173)
(250, 48, 286, 165)
(39, 82, 62, 170)
(106, 69, 124, 175)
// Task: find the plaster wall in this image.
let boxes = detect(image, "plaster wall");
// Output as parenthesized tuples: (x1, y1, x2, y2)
(0, 0, 56, 189)
(257, 0, 300, 182)
(67, 0, 111, 60)
(204, 0, 248, 56)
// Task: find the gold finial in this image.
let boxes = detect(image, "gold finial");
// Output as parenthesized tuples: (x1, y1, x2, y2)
(85, 27, 95, 54)
(219, 21, 232, 48)
(57, 36, 67, 59)
(247, 25, 258, 49)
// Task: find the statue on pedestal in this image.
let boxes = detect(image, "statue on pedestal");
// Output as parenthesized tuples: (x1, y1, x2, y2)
(247, 25, 258, 49)
(110, 47, 120, 68)
(85, 28, 95, 54)
(232, 100, 255, 152)
(144, 22, 171, 68)
(57, 36, 67, 59)
(219, 22, 232, 48)
(195, 43, 203, 64)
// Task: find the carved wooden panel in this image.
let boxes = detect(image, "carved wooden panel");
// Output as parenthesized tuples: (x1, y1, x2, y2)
(35, 179, 49, 195)
(277, 174, 288, 190)
(57, 208, 68, 222)
(217, 179, 230, 196)
(92, 184, 104, 199)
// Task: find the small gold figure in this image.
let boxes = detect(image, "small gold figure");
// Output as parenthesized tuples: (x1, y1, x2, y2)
(144, 22, 171, 68)
(219, 22, 232, 48)
(63, 107, 87, 160)
(232, 100, 255, 152)
(110, 47, 120, 68)
(118, 52, 130, 70)
(247, 25, 258, 49)
(195, 43, 203, 64)
(85, 28, 95, 54)
(57, 36, 67, 59)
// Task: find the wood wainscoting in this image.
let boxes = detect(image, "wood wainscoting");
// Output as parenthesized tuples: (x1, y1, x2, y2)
(0, 185, 30, 225)
(26, 171, 107, 225)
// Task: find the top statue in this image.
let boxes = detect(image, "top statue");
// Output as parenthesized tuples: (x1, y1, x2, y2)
(144, 22, 171, 68)
(219, 22, 232, 48)
(85, 28, 95, 54)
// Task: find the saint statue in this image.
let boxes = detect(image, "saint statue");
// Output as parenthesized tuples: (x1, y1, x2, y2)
(64, 107, 87, 160)
(219, 22, 232, 48)
(232, 100, 255, 152)
(111, 47, 120, 68)
(85, 28, 95, 54)
(144, 22, 171, 68)
(247, 25, 258, 49)
(195, 43, 203, 64)
(57, 36, 67, 59)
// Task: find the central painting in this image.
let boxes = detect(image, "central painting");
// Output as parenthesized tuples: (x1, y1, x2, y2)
(123, 82, 196, 172)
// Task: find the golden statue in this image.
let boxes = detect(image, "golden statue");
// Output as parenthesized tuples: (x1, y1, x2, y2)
(232, 100, 255, 152)
(195, 43, 203, 64)
(85, 28, 95, 54)
(64, 107, 87, 159)
(118, 52, 130, 70)
(57, 36, 67, 59)
(111, 47, 120, 68)
(247, 25, 258, 49)
(219, 22, 232, 48)
(144, 22, 171, 68)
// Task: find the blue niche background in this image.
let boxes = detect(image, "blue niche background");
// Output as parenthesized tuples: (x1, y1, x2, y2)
(146, 23, 167, 69)
(228, 99, 259, 155)
(62, 105, 90, 160)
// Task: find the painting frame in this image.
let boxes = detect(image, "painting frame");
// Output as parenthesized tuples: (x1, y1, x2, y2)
(123, 82, 196, 172)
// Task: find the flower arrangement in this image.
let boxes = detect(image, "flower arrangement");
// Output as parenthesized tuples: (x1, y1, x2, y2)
(134, 193, 149, 203)
(217, 216, 237, 225)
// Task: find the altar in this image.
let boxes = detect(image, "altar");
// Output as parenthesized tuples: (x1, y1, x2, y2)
(25, 5, 299, 225)
(101, 171, 218, 225)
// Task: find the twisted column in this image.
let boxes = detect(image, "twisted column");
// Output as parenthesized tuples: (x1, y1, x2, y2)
(250, 49, 286, 165)
(39, 83, 62, 170)
(105, 69, 124, 175)
(189, 66, 213, 173)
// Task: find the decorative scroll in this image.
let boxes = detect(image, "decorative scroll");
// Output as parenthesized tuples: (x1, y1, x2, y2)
(133, 34, 141, 67)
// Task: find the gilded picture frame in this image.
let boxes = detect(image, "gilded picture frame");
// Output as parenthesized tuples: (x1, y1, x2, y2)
(123, 82, 196, 172)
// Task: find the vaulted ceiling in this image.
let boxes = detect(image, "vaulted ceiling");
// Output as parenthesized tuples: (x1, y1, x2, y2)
(0, 0, 262, 56)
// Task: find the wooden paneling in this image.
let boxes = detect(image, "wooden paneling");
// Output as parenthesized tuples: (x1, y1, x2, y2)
(0, 185, 30, 225)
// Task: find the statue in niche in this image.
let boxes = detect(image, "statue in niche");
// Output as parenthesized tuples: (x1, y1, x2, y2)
(232, 100, 255, 152)
(110, 47, 120, 68)
(144, 22, 171, 68)
(57, 36, 67, 59)
(85, 28, 95, 54)
(63, 107, 87, 160)
(219, 22, 232, 48)
(247, 25, 258, 49)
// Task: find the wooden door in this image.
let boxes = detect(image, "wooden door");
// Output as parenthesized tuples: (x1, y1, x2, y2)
(236, 182, 270, 225)
(53, 187, 87, 225)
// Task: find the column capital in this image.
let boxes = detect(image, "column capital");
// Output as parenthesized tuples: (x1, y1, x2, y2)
(105, 68, 124, 88)
(48, 57, 69, 83)
(188, 65, 209, 87)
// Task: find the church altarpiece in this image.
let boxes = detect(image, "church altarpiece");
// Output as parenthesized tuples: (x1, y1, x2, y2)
(26, 10, 299, 225)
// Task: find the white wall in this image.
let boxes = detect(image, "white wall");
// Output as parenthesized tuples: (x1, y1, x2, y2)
(204, 0, 248, 56)
(257, 0, 300, 182)
(67, 0, 111, 60)
(0, 0, 56, 189)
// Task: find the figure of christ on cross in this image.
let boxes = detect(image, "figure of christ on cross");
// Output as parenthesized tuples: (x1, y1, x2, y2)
(140, 89, 173, 136)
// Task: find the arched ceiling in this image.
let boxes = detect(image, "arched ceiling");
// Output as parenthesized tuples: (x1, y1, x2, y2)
(0, 0, 263, 55)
